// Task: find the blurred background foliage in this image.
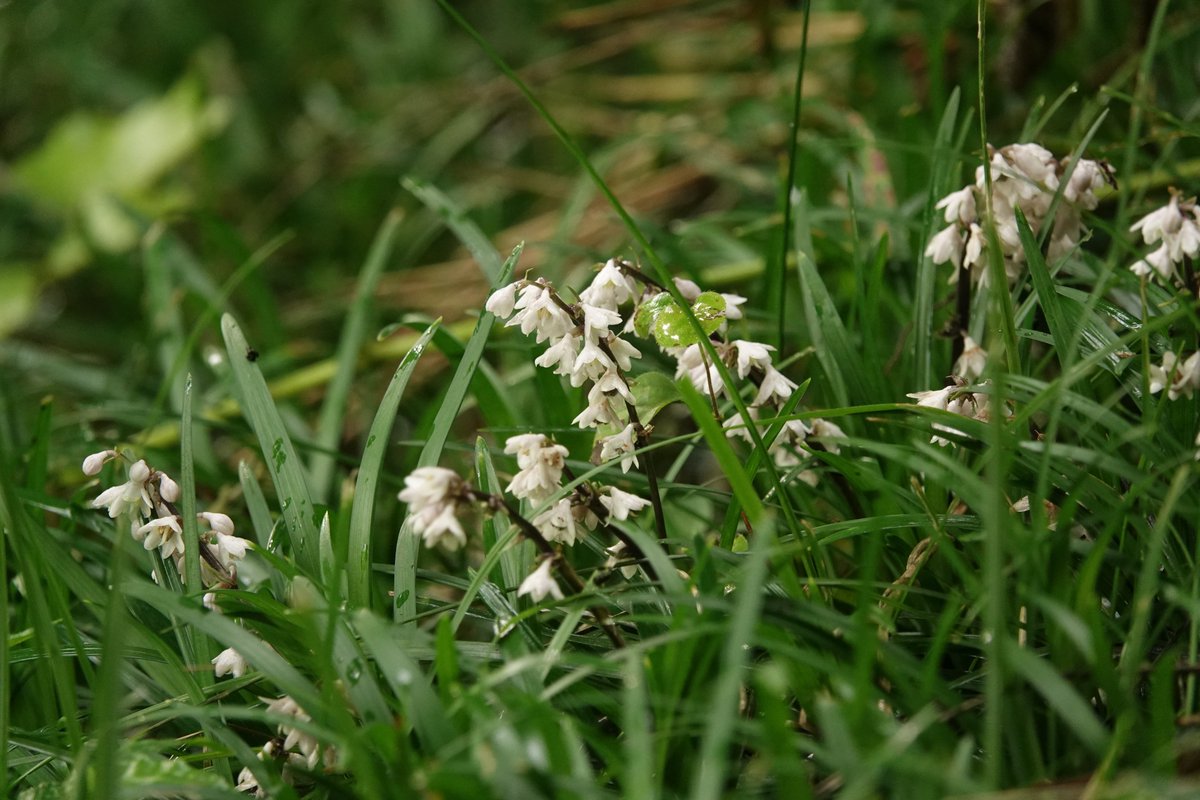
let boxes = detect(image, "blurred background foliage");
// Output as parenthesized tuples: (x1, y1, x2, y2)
(0, 0, 1186, 438)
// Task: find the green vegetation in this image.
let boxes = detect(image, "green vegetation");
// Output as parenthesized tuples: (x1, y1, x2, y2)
(3, 1, 1200, 797)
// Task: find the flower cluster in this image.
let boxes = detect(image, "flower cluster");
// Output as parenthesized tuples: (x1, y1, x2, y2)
(906, 337, 1008, 446)
(235, 696, 332, 796)
(1128, 191, 1200, 285)
(925, 143, 1112, 284)
(398, 466, 467, 550)
(1149, 349, 1200, 400)
(84, 450, 251, 584)
(487, 261, 643, 448)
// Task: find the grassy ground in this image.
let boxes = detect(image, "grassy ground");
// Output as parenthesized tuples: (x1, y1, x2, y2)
(3, 1, 1200, 797)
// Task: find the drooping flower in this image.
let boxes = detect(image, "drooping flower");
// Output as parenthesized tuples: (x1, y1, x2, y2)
(533, 498, 580, 546)
(598, 487, 651, 521)
(580, 260, 637, 311)
(504, 435, 569, 503)
(399, 467, 467, 550)
(81, 449, 117, 477)
(138, 515, 185, 559)
(264, 696, 321, 769)
(485, 281, 520, 318)
(953, 335, 988, 382)
(598, 424, 639, 473)
(753, 367, 797, 407)
(733, 340, 775, 379)
(517, 559, 564, 603)
(212, 647, 249, 679)
(91, 459, 155, 519)
(1129, 193, 1200, 283)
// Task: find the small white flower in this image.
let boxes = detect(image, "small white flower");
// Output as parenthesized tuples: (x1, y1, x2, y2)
(598, 424, 639, 473)
(485, 282, 520, 318)
(1130, 244, 1174, 282)
(579, 259, 636, 310)
(264, 696, 321, 770)
(599, 487, 650, 521)
(907, 386, 954, 411)
(81, 449, 116, 477)
(198, 511, 235, 536)
(605, 335, 641, 370)
(235, 766, 260, 795)
(517, 559, 564, 603)
(723, 409, 758, 443)
(573, 386, 620, 429)
(721, 293, 748, 321)
(534, 332, 578, 376)
(214, 532, 250, 566)
(593, 368, 634, 404)
(581, 302, 622, 340)
(158, 473, 180, 503)
(1148, 352, 1178, 395)
(399, 467, 467, 550)
(533, 498, 579, 546)
(936, 186, 977, 225)
(203, 592, 220, 612)
(1062, 158, 1107, 209)
(925, 225, 964, 268)
(733, 340, 775, 379)
(504, 435, 568, 503)
(138, 515, 184, 558)
(1131, 195, 1185, 245)
(604, 541, 640, 579)
(675, 343, 726, 397)
(953, 336, 988, 382)
(808, 418, 847, 454)
(509, 283, 574, 343)
(91, 459, 154, 520)
(673, 277, 702, 301)
(754, 367, 797, 406)
(212, 647, 249, 679)
(571, 337, 616, 386)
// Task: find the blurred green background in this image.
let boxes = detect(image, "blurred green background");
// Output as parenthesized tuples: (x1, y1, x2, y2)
(0, 0, 1181, 419)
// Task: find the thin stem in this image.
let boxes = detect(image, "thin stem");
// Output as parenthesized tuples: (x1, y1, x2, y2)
(950, 264, 972, 383)
(496, 496, 626, 649)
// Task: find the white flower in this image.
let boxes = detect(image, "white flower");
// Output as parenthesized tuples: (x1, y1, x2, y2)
(1130, 194, 1200, 270)
(158, 473, 180, 503)
(593, 368, 634, 404)
(675, 343, 726, 397)
(808, 418, 847, 454)
(571, 337, 616, 386)
(198, 511, 235, 536)
(214, 532, 250, 567)
(203, 592, 220, 612)
(573, 385, 620, 429)
(235, 766, 260, 795)
(138, 515, 185, 559)
(924, 225, 964, 268)
(721, 293, 748, 321)
(733, 340, 775, 379)
(936, 186, 977, 225)
(212, 647, 248, 679)
(579, 259, 636, 310)
(1062, 158, 1107, 209)
(673, 277, 702, 301)
(1131, 195, 1185, 245)
(953, 336, 987, 382)
(769, 419, 812, 467)
(599, 487, 650, 521)
(517, 559, 564, 603)
(399, 467, 467, 550)
(534, 332, 579, 375)
(604, 541, 640, 579)
(581, 302, 622, 340)
(504, 435, 568, 503)
(509, 283, 574, 343)
(1148, 352, 1178, 395)
(91, 459, 154, 519)
(754, 367, 797, 406)
(1150, 350, 1200, 401)
(907, 386, 954, 411)
(598, 424, 639, 473)
(1130, 244, 1174, 282)
(533, 498, 579, 546)
(605, 335, 641, 370)
(723, 409, 758, 443)
(264, 696, 321, 769)
(81, 449, 116, 476)
(485, 282, 520, 318)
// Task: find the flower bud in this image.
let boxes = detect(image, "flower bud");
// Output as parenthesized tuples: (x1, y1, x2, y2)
(82, 449, 116, 476)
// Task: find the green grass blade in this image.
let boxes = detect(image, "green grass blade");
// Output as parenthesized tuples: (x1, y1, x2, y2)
(309, 209, 405, 502)
(621, 651, 654, 800)
(1017, 209, 1073, 367)
(689, 519, 774, 800)
(402, 177, 503, 283)
(394, 243, 521, 624)
(348, 321, 440, 609)
(678, 379, 763, 523)
(1004, 645, 1108, 756)
(221, 313, 320, 576)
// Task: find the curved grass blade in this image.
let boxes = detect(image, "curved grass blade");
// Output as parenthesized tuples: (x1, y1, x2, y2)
(309, 209, 405, 503)
(348, 321, 440, 609)
(394, 243, 521, 624)
(221, 313, 319, 576)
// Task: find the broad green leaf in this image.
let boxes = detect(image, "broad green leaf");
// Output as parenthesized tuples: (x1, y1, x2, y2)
(631, 372, 681, 424)
(634, 291, 726, 348)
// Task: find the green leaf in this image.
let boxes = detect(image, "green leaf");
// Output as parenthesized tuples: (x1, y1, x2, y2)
(634, 291, 725, 349)
(221, 313, 319, 576)
(347, 322, 440, 609)
(631, 372, 681, 424)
